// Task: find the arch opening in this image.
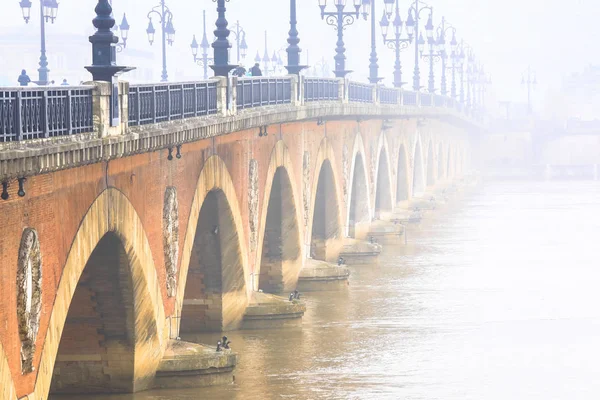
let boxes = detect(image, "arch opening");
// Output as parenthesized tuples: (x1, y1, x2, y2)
(437, 143, 444, 179)
(310, 160, 341, 261)
(348, 154, 369, 238)
(50, 233, 138, 394)
(375, 149, 393, 218)
(396, 144, 409, 204)
(413, 140, 425, 196)
(181, 189, 247, 333)
(447, 147, 452, 178)
(259, 167, 302, 293)
(426, 141, 435, 186)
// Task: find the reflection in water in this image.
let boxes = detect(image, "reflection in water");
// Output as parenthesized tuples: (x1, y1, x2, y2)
(52, 181, 600, 400)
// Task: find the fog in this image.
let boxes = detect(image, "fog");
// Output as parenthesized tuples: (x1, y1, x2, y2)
(1, 0, 598, 116)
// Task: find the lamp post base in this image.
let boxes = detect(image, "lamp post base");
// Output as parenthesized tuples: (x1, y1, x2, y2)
(285, 65, 308, 75)
(210, 64, 237, 78)
(334, 69, 352, 78)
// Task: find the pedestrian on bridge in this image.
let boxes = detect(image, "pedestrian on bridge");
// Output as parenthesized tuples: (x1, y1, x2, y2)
(250, 63, 262, 77)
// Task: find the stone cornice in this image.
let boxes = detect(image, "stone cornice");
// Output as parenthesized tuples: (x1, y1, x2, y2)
(0, 102, 480, 180)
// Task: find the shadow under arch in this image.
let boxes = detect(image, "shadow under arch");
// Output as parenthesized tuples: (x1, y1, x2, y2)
(374, 135, 393, 218)
(413, 136, 425, 197)
(255, 141, 303, 294)
(176, 155, 250, 334)
(426, 139, 435, 187)
(437, 142, 444, 179)
(33, 188, 166, 398)
(0, 338, 16, 400)
(346, 133, 371, 238)
(396, 143, 409, 204)
(308, 137, 344, 263)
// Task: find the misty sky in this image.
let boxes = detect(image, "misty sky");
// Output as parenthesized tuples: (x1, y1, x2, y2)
(3, 0, 598, 114)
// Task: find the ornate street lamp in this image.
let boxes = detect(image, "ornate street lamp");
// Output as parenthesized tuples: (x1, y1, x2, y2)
(406, 0, 433, 91)
(19, 0, 60, 85)
(210, 0, 236, 78)
(229, 20, 248, 65)
(108, 0, 130, 53)
(380, 0, 414, 87)
(318, 0, 363, 78)
(419, 14, 442, 93)
(190, 10, 214, 80)
(261, 31, 270, 75)
(146, 0, 176, 82)
(435, 16, 458, 96)
(521, 65, 537, 114)
(285, 0, 307, 75)
(456, 40, 473, 105)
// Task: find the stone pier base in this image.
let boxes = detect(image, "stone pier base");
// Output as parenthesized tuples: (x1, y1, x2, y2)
(241, 292, 306, 330)
(338, 239, 382, 265)
(154, 340, 237, 389)
(297, 258, 350, 291)
(366, 220, 404, 244)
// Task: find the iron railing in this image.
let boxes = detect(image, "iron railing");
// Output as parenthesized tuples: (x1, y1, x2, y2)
(420, 93, 433, 107)
(236, 77, 292, 110)
(0, 86, 93, 142)
(348, 82, 374, 103)
(0, 77, 477, 142)
(403, 91, 417, 106)
(378, 87, 399, 105)
(128, 81, 218, 126)
(304, 78, 340, 102)
(434, 95, 446, 108)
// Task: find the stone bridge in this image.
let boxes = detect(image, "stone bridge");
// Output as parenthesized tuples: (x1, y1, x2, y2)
(0, 75, 479, 399)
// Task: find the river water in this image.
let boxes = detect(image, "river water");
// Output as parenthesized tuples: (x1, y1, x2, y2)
(55, 181, 600, 399)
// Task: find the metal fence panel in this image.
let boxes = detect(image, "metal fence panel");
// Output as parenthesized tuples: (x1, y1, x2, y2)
(0, 86, 92, 142)
(303, 78, 340, 102)
(129, 80, 218, 126)
(236, 77, 292, 110)
(348, 82, 374, 103)
(420, 93, 433, 107)
(378, 87, 399, 105)
(403, 91, 417, 106)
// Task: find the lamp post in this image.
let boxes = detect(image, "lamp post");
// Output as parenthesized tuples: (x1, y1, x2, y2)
(522, 65, 537, 114)
(419, 16, 443, 94)
(210, 0, 236, 78)
(285, 0, 307, 75)
(19, 0, 59, 85)
(318, 0, 363, 78)
(406, 0, 433, 91)
(261, 31, 270, 75)
(457, 40, 473, 105)
(380, 0, 414, 87)
(191, 10, 214, 80)
(146, 0, 176, 82)
(359, 0, 379, 84)
(229, 21, 248, 65)
(435, 17, 457, 96)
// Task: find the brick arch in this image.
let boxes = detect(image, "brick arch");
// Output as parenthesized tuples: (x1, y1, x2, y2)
(426, 138, 436, 187)
(412, 133, 426, 196)
(396, 142, 410, 204)
(373, 132, 393, 216)
(0, 338, 16, 400)
(306, 137, 345, 262)
(446, 144, 453, 178)
(254, 141, 304, 293)
(175, 155, 250, 332)
(346, 132, 371, 238)
(437, 141, 445, 179)
(32, 188, 166, 399)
